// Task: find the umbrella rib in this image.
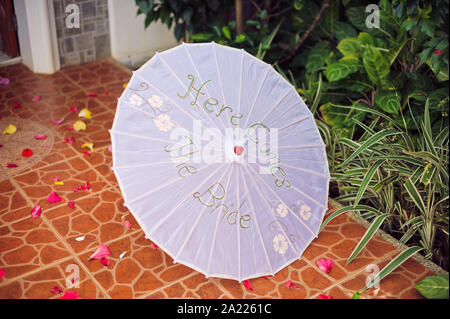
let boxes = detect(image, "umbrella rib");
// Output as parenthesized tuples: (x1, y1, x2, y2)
(173, 164, 233, 261)
(260, 89, 292, 123)
(137, 58, 221, 133)
(205, 164, 235, 277)
(247, 164, 317, 237)
(242, 65, 270, 129)
(277, 144, 325, 149)
(288, 184, 328, 210)
(147, 163, 228, 235)
(113, 161, 174, 170)
(240, 165, 275, 275)
(109, 129, 173, 144)
(183, 44, 228, 131)
(246, 167, 305, 255)
(236, 161, 241, 280)
(277, 115, 311, 132)
(125, 163, 219, 206)
(236, 49, 244, 118)
(281, 162, 330, 179)
(133, 72, 223, 142)
(212, 43, 229, 125)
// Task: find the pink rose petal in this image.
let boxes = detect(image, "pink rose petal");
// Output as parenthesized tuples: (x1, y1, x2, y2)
(88, 244, 111, 261)
(0, 77, 10, 85)
(51, 286, 63, 294)
(31, 204, 42, 218)
(243, 280, 253, 291)
(87, 93, 97, 97)
(51, 116, 65, 125)
(0, 268, 5, 279)
(100, 257, 110, 267)
(151, 243, 158, 250)
(70, 107, 78, 112)
(263, 276, 271, 280)
(82, 151, 91, 156)
(124, 220, 132, 229)
(68, 201, 75, 209)
(7, 163, 18, 168)
(52, 176, 60, 182)
(64, 137, 75, 143)
(318, 294, 333, 299)
(285, 280, 299, 289)
(32, 96, 41, 102)
(33, 134, 47, 140)
(67, 125, 74, 131)
(316, 258, 333, 274)
(14, 103, 22, 109)
(47, 191, 62, 204)
(60, 291, 79, 299)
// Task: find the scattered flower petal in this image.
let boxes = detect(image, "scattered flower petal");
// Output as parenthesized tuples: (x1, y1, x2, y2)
(70, 107, 78, 112)
(22, 148, 33, 157)
(32, 96, 41, 102)
(119, 251, 127, 259)
(75, 235, 85, 242)
(151, 243, 158, 250)
(0, 268, 5, 279)
(3, 124, 17, 135)
(67, 125, 74, 131)
(122, 83, 128, 88)
(31, 204, 42, 218)
(14, 103, 22, 109)
(52, 176, 60, 182)
(82, 151, 91, 156)
(263, 276, 271, 280)
(73, 120, 86, 131)
(0, 77, 10, 85)
(87, 93, 97, 97)
(100, 257, 110, 267)
(47, 191, 62, 204)
(54, 181, 64, 185)
(124, 220, 132, 229)
(51, 116, 65, 125)
(88, 244, 110, 260)
(318, 294, 333, 299)
(64, 137, 75, 143)
(60, 291, 79, 299)
(33, 134, 47, 140)
(81, 142, 94, 152)
(6, 163, 18, 168)
(316, 258, 333, 274)
(78, 108, 92, 119)
(51, 286, 63, 294)
(285, 280, 299, 289)
(243, 280, 253, 291)
(68, 201, 75, 209)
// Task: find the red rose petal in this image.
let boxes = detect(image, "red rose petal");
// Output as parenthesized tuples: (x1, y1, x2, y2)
(22, 148, 33, 157)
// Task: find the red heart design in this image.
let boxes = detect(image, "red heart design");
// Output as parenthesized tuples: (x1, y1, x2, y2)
(234, 146, 244, 156)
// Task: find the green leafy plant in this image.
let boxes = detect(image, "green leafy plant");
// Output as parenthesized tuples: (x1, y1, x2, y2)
(416, 274, 449, 299)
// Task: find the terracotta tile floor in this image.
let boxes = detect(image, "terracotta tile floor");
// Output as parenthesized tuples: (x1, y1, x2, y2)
(0, 59, 437, 299)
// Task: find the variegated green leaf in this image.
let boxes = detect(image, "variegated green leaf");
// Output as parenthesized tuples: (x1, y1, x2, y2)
(319, 205, 384, 233)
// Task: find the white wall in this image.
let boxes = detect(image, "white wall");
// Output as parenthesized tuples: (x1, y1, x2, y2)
(108, 0, 178, 68)
(14, 0, 59, 73)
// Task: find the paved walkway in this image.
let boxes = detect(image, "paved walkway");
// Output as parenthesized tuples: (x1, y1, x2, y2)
(0, 60, 437, 299)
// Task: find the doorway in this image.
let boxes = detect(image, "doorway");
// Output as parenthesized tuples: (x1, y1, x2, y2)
(0, 0, 20, 64)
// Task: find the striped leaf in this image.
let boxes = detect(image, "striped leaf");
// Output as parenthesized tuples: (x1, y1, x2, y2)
(346, 213, 391, 265)
(404, 178, 427, 215)
(362, 246, 423, 292)
(416, 275, 450, 299)
(338, 129, 400, 167)
(319, 205, 384, 233)
(354, 160, 385, 206)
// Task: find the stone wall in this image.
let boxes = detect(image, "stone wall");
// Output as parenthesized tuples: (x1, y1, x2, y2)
(53, 0, 111, 67)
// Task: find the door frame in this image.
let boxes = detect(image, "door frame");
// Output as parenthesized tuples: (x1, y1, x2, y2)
(12, 0, 59, 73)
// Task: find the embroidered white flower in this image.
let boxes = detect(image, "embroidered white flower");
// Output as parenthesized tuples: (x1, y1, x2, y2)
(273, 234, 288, 254)
(276, 203, 289, 218)
(129, 94, 143, 106)
(154, 114, 174, 132)
(148, 94, 163, 108)
(299, 204, 312, 221)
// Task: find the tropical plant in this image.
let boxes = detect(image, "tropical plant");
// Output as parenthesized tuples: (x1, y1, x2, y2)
(416, 274, 449, 299)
